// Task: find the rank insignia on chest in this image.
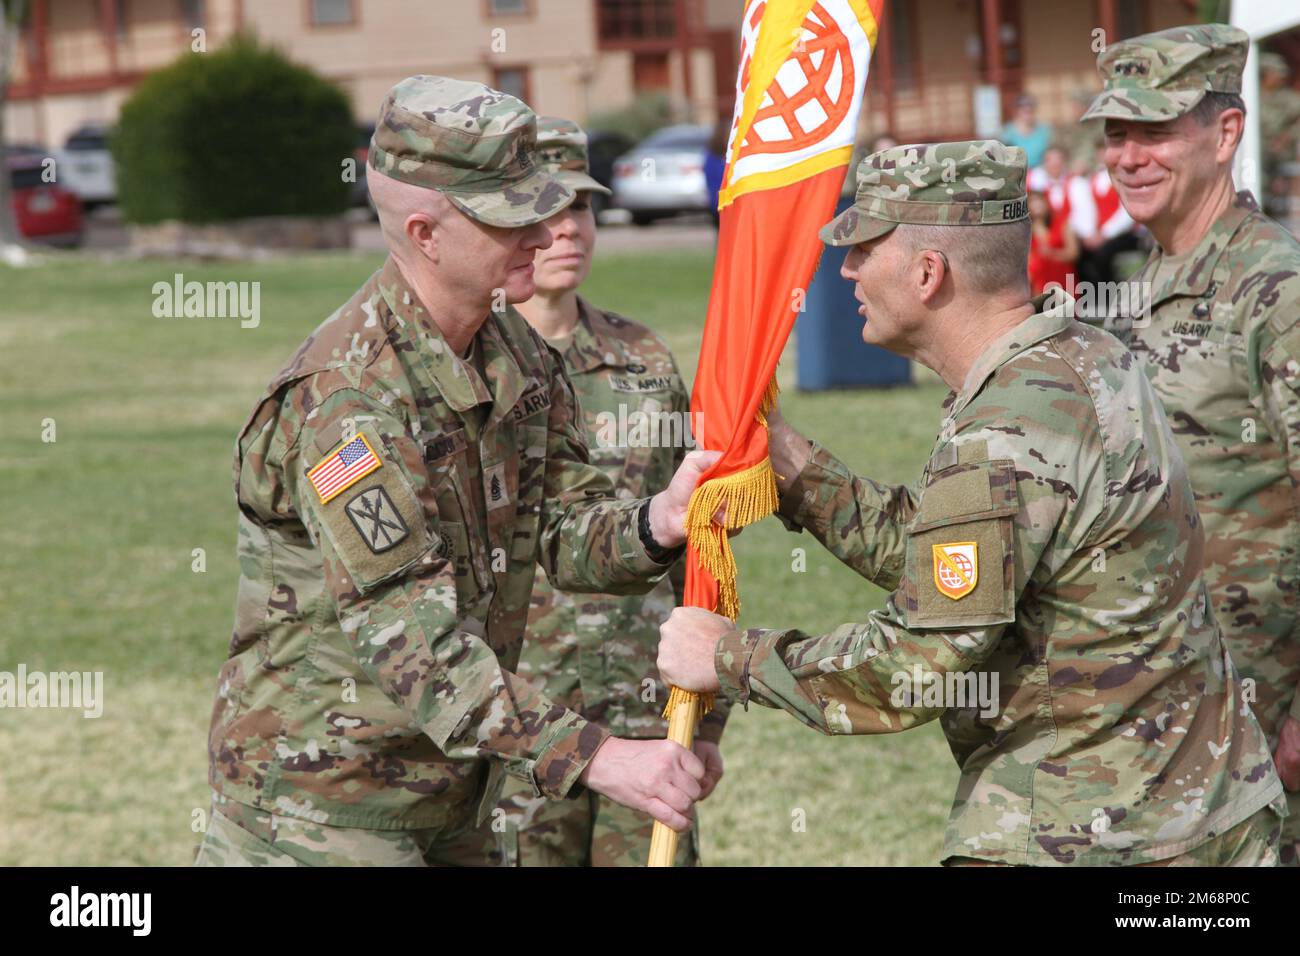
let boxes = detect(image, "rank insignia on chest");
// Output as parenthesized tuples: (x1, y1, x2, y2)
(344, 485, 409, 553)
(308, 435, 383, 504)
(932, 542, 978, 600)
(484, 462, 510, 511)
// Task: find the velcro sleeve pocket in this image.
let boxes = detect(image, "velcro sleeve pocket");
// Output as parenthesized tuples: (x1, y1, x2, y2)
(303, 423, 436, 595)
(903, 459, 1018, 630)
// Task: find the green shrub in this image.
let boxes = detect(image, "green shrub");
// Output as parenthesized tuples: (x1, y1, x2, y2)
(112, 35, 355, 224)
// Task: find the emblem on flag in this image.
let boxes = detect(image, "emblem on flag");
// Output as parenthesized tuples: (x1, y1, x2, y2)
(720, 0, 876, 206)
(307, 434, 383, 504)
(932, 541, 978, 600)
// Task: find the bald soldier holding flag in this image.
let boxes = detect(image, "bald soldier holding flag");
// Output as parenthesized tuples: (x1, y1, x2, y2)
(196, 78, 717, 867)
(658, 140, 1286, 866)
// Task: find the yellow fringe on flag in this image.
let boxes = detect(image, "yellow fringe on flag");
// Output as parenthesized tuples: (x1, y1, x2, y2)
(661, 374, 781, 721)
(685, 455, 779, 621)
(660, 684, 714, 720)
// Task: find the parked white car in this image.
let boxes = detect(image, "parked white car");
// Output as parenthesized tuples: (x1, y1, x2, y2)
(57, 124, 116, 208)
(611, 124, 712, 226)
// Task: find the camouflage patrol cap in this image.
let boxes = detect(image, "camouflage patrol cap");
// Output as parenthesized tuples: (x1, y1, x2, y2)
(819, 140, 1029, 247)
(536, 117, 612, 197)
(1081, 24, 1248, 123)
(368, 75, 573, 228)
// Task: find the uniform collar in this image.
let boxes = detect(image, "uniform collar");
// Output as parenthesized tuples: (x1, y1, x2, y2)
(557, 297, 634, 374)
(376, 255, 528, 419)
(949, 291, 1075, 420)
(1141, 190, 1258, 308)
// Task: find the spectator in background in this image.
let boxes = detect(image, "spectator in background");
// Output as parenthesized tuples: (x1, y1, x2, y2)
(1260, 52, 1300, 218)
(1027, 144, 1074, 221)
(1000, 94, 1052, 168)
(1031, 143, 1141, 291)
(1053, 90, 1103, 176)
(704, 118, 729, 228)
(1027, 188, 1077, 294)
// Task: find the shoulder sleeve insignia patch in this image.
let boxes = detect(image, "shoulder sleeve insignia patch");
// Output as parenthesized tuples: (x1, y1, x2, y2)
(344, 485, 410, 554)
(903, 459, 1018, 629)
(307, 434, 383, 504)
(301, 426, 435, 593)
(932, 541, 978, 599)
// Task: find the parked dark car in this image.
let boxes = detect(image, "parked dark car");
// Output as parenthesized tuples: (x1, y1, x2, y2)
(354, 122, 376, 210)
(583, 129, 633, 217)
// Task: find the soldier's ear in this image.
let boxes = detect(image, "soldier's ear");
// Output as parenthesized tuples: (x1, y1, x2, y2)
(1215, 107, 1245, 161)
(405, 212, 439, 262)
(916, 248, 949, 304)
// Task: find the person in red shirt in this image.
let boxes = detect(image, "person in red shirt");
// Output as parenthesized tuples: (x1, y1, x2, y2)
(1027, 189, 1078, 294)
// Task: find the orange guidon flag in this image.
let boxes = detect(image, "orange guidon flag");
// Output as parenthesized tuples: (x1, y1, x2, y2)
(684, 0, 883, 622)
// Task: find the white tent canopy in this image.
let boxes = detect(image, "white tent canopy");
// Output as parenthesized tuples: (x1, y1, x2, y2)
(1232, 0, 1300, 195)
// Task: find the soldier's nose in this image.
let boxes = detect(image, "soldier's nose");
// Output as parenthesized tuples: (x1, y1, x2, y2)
(1117, 138, 1146, 169)
(524, 221, 553, 250)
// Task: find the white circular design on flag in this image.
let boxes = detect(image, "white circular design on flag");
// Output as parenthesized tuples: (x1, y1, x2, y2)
(725, 0, 873, 188)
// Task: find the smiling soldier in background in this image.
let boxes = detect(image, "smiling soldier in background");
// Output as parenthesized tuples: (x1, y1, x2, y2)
(1083, 24, 1300, 865)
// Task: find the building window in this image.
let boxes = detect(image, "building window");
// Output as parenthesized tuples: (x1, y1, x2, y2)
(487, 0, 529, 14)
(310, 0, 354, 27)
(886, 0, 917, 89)
(633, 52, 670, 91)
(598, 0, 678, 44)
(492, 66, 531, 104)
(182, 0, 206, 31)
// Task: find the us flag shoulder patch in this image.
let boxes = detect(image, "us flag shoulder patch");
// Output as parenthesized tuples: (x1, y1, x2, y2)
(308, 434, 383, 504)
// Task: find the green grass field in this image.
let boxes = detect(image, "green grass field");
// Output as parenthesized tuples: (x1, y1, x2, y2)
(0, 241, 956, 866)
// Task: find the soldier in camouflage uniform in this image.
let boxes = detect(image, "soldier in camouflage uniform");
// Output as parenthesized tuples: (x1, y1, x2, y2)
(195, 77, 715, 866)
(658, 140, 1286, 866)
(1083, 24, 1300, 865)
(474, 118, 727, 866)
(1259, 52, 1300, 212)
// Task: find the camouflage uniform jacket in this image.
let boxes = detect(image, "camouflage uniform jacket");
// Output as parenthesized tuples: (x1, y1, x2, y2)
(1123, 191, 1300, 744)
(208, 257, 674, 830)
(519, 299, 728, 742)
(717, 297, 1284, 865)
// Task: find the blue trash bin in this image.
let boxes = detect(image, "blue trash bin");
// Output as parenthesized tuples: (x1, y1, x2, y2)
(795, 197, 911, 390)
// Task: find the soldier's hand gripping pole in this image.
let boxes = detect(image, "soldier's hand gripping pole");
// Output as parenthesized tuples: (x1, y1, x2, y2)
(647, 687, 706, 867)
